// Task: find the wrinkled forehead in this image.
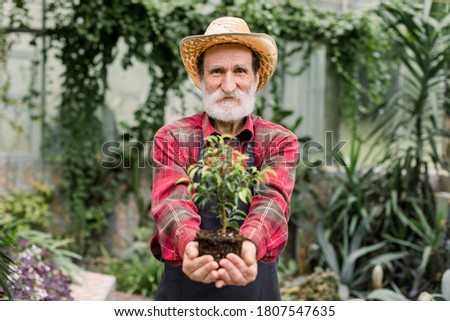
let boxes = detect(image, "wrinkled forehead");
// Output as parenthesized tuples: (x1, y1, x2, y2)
(203, 44, 253, 64)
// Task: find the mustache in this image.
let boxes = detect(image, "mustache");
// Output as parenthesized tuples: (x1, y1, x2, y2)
(210, 90, 242, 101)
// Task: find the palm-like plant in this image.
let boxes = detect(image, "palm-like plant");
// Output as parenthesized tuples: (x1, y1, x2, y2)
(0, 226, 15, 300)
(369, 1, 450, 297)
(316, 221, 406, 298)
(315, 2, 449, 299)
(374, 0, 449, 186)
(316, 130, 406, 297)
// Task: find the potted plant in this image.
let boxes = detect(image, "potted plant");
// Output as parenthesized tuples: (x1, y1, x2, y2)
(179, 134, 274, 261)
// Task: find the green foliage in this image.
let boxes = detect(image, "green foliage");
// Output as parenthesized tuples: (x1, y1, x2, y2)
(86, 226, 162, 298)
(316, 220, 406, 297)
(184, 134, 274, 234)
(313, 2, 450, 299)
(229, 0, 395, 117)
(311, 130, 395, 296)
(40, 0, 210, 253)
(369, 1, 449, 297)
(368, 268, 450, 301)
(277, 257, 299, 280)
(1, 0, 397, 257)
(4, 235, 75, 301)
(106, 244, 163, 298)
(0, 187, 80, 299)
(315, 126, 447, 298)
(0, 184, 52, 232)
(296, 268, 341, 301)
(373, 1, 450, 171)
(367, 288, 410, 301)
(0, 228, 81, 301)
(0, 225, 14, 300)
(14, 230, 82, 277)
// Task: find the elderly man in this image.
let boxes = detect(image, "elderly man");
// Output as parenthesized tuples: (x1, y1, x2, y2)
(150, 16, 298, 300)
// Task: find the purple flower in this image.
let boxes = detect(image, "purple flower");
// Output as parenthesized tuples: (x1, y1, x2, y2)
(4, 243, 74, 301)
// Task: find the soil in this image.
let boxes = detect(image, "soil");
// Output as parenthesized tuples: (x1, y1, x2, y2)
(194, 229, 245, 262)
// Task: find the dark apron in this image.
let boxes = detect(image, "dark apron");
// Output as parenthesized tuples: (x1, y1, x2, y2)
(155, 135, 280, 301)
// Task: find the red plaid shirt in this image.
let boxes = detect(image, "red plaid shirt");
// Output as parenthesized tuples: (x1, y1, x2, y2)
(150, 112, 298, 266)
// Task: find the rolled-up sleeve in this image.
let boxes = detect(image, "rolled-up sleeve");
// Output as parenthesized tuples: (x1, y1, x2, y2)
(150, 130, 200, 265)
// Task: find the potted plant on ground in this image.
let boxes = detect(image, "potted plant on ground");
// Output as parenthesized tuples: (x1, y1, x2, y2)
(180, 134, 274, 261)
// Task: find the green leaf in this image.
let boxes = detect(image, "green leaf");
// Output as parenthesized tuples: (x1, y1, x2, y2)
(418, 245, 432, 273)
(341, 242, 386, 283)
(175, 177, 189, 185)
(316, 223, 340, 275)
(367, 289, 409, 301)
(368, 251, 407, 266)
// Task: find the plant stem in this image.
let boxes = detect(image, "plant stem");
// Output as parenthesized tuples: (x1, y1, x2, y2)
(221, 205, 227, 235)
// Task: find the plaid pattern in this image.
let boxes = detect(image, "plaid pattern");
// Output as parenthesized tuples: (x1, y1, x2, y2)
(150, 112, 298, 265)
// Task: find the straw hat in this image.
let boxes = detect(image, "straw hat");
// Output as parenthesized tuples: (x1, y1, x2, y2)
(180, 16, 278, 91)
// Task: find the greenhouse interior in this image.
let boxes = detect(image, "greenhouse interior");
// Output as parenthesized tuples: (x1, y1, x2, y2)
(0, 0, 449, 302)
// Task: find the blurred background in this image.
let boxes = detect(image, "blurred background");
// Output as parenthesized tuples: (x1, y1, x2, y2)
(0, 0, 449, 301)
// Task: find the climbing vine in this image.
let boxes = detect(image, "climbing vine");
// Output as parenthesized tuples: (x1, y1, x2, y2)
(2, 0, 396, 255)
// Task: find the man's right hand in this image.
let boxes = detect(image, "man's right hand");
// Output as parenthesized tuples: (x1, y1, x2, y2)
(182, 241, 220, 284)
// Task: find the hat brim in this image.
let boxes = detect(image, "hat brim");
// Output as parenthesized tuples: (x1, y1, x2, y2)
(180, 33, 277, 91)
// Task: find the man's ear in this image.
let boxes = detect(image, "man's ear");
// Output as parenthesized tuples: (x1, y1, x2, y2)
(255, 73, 260, 87)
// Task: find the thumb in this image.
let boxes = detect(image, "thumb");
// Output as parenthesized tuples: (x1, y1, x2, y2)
(242, 240, 257, 265)
(243, 254, 256, 266)
(184, 241, 199, 259)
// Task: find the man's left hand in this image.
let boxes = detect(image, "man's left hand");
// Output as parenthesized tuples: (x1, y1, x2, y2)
(215, 240, 257, 288)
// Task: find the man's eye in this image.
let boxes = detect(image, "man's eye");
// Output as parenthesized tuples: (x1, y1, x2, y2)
(236, 68, 247, 74)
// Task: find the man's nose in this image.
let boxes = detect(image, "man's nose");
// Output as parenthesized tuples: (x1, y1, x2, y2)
(221, 73, 237, 94)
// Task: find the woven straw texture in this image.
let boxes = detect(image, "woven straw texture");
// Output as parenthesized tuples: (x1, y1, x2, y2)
(180, 17, 277, 90)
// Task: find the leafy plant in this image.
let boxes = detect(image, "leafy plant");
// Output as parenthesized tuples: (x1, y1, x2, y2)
(367, 268, 450, 301)
(311, 126, 409, 297)
(296, 268, 342, 301)
(366, 1, 450, 297)
(183, 134, 274, 235)
(14, 230, 82, 277)
(9, 244, 72, 301)
(107, 244, 163, 298)
(87, 226, 162, 298)
(0, 225, 14, 300)
(0, 184, 52, 232)
(316, 221, 406, 298)
(1, 237, 75, 301)
(313, 1, 449, 300)
(373, 0, 449, 173)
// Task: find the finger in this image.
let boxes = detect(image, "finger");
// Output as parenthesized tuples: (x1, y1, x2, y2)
(225, 253, 257, 284)
(184, 242, 199, 259)
(189, 260, 219, 283)
(241, 241, 257, 264)
(241, 252, 256, 266)
(183, 255, 216, 276)
(184, 255, 220, 283)
(226, 253, 251, 276)
(217, 266, 232, 284)
(215, 278, 226, 288)
(219, 257, 249, 286)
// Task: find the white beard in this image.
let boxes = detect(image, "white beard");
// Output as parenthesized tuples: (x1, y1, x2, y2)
(202, 81, 257, 123)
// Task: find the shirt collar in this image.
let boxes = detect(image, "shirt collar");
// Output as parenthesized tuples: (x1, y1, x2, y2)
(201, 112, 254, 142)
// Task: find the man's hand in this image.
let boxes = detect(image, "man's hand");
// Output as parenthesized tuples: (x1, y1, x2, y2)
(215, 240, 258, 288)
(182, 241, 220, 284)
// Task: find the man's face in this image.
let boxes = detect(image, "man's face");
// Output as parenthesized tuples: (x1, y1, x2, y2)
(201, 44, 259, 123)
